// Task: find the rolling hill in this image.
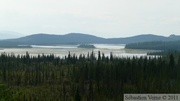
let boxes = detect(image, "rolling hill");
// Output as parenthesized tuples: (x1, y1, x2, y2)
(4, 33, 106, 45)
(1, 33, 180, 47)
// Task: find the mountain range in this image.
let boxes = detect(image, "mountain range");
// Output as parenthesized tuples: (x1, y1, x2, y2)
(0, 33, 180, 47)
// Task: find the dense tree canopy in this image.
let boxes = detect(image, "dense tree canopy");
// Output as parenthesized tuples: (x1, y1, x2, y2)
(125, 41, 180, 50)
(0, 51, 180, 101)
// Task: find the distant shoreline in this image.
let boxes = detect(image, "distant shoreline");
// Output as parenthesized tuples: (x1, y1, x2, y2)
(78, 44, 96, 48)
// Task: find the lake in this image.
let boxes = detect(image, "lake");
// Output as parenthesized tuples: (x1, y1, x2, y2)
(0, 44, 157, 58)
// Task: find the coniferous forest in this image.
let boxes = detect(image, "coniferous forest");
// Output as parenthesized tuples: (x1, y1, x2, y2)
(125, 41, 180, 50)
(0, 51, 180, 101)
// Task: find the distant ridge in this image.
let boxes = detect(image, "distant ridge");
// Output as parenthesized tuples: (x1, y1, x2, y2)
(1, 33, 180, 47)
(6, 33, 106, 45)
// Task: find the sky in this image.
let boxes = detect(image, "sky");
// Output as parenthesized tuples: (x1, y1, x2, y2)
(0, 0, 180, 38)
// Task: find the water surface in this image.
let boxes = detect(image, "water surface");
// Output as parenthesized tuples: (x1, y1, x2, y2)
(0, 44, 157, 58)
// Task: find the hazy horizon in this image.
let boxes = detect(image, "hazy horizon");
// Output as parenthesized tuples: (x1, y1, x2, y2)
(0, 31, 176, 40)
(0, 0, 180, 38)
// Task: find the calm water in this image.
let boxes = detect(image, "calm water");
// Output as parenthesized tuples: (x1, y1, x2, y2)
(0, 44, 157, 58)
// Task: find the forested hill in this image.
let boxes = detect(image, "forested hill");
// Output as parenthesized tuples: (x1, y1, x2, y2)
(125, 41, 180, 50)
(1, 33, 180, 47)
(1, 33, 106, 46)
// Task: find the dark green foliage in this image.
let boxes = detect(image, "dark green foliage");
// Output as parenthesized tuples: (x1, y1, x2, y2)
(169, 54, 175, 67)
(125, 41, 180, 50)
(147, 50, 180, 56)
(0, 51, 180, 101)
(0, 83, 15, 101)
(75, 87, 81, 101)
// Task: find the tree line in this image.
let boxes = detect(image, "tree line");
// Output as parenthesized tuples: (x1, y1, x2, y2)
(0, 51, 180, 101)
(125, 41, 180, 50)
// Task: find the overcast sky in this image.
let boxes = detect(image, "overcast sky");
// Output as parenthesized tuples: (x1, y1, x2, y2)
(0, 0, 180, 38)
